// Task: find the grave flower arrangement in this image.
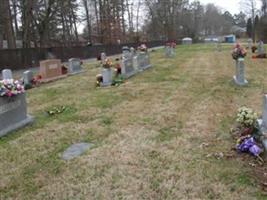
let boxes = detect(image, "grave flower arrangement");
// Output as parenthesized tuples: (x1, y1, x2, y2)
(102, 58, 113, 69)
(232, 106, 263, 160)
(232, 44, 247, 60)
(0, 79, 24, 97)
(138, 44, 148, 52)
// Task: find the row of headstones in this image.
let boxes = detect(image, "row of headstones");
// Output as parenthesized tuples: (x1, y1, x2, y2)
(100, 47, 151, 87)
(1, 58, 84, 88)
(0, 58, 84, 137)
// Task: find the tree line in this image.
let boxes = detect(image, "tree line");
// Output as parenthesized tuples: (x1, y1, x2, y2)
(0, 0, 266, 49)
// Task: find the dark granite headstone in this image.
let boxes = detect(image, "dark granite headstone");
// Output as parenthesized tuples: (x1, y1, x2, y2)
(0, 94, 34, 137)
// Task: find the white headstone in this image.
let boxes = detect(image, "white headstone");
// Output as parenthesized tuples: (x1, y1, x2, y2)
(233, 58, 248, 86)
(101, 68, 113, 87)
(101, 53, 107, 63)
(257, 41, 265, 55)
(2, 69, 13, 80)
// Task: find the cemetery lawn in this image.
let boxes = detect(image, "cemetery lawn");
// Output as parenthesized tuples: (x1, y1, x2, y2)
(1, 44, 267, 199)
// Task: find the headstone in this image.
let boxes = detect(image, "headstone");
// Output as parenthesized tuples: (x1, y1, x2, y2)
(62, 143, 93, 161)
(101, 52, 107, 63)
(101, 68, 113, 87)
(130, 47, 135, 58)
(233, 58, 248, 86)
(247, 38, 253, 49)
(68, 58, 83, 75)
(122, 46, 131, 59)
(23, 70, 34, 87)
(121, 57, 136, 78)
(39, 59, 66, 83)
(257, 41, 265, 55)
(0, 93, 34, 137)
(2, 69, 13, 80)
(137, 52, 151, 71)
(165, 46, 175, 58)
(257, 95, 267, 155)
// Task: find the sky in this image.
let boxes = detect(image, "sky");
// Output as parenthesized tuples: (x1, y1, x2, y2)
(196, 0, 262, 14)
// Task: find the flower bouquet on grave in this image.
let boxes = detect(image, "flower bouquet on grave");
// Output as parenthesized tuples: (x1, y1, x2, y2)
(232, 106, 264, 161)
(251, 45, 257, 53)
(138, 44, 148, 52)
(0, 79, 24, 97)
(232, 44, 247, 60)
(102, 58, 113, 69)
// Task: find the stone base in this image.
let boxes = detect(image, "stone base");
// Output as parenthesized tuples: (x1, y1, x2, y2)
(122, 70, 138, 79)
(233, 76, 248, 86)
(68, 70, 85, 76)
(0, 115, 34, 137)
(100, 82, 112, 87)
(40, 74, 68, 83)
(140, 64, 152, 71)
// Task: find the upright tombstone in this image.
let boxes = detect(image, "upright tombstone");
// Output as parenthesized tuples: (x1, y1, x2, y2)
(122, 46, 131, 59)
(68, 58, 84, 75)
(101, 52, 107, 63)
(165, 46, 175, 58)
(121, 57, 136, 79)
(257, 95, 267, 154)
(101, 68, 113, 87)
(257, 41, 266, 56)
(2, 69, 13, 80)
(130, 47, 135, 58)
(233, 58, 248, 86)
(247, 38, 253, 49)
(137, 51, 151, 71)
(39, 59, 67, 83)
(23, 70, 34, 88)
(0, 71, 34, 137)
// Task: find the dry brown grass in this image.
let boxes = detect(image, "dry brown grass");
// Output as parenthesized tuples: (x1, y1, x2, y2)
(0, 44, 267, 199)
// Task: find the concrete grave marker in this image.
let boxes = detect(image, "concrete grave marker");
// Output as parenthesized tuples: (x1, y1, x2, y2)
(39, 59, 67, 83)
(62, 143, 93, 161)
(233, 58, 248, 86)
(68, 58, 84, 75)
(101, 52, 107, 63)
(2, 69, 13, 80)
(257, 41, 265, 55)
(137, 52, 151, 71)
(247, 38, 253, 49)
(121, 57, 136, 78)
(101, 68, 113, 87)
(165, 46, 175, 58)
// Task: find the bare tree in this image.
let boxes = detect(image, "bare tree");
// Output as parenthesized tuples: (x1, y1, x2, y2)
(240, 0, 258, 41)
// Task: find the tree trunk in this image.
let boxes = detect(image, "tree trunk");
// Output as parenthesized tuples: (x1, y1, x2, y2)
(3, 0, 16, 48)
